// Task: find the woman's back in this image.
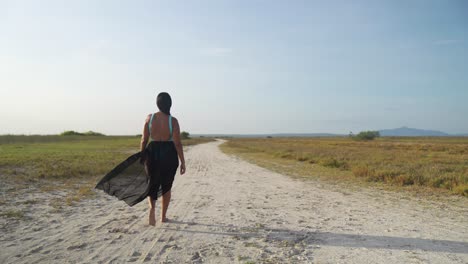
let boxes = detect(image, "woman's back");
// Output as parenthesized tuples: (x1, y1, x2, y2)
(148, 112, 174, 142)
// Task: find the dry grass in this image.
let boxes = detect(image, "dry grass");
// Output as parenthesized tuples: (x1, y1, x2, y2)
(220, 137, 468, 197)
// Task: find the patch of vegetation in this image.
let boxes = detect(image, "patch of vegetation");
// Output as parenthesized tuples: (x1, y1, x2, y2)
(23, 199, 39, 205)
(237, 256, 250, 262)
(244, 242, 262, 248)
(1, 209, 25, 219)
(353, 130, 380, 141)
(0, 135, 214, 206)
(60, 130, 105, 136)
(65, 183, 97, 206)
(181, 131, 190, 140)
(220, 137, 468, 197)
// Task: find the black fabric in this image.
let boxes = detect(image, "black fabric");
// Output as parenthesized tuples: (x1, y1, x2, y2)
(95, 141, 179, 207)
(145, 141, 179, 200)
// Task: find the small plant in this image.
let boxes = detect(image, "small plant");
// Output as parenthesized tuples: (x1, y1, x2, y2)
(1, 209, 25, 219)
(237, 256, 249, 261)
(244, 242, 262, 248)
(319, 158, 348, 169)
(181, 131, 190, 140)
(454, 184, 468, 196)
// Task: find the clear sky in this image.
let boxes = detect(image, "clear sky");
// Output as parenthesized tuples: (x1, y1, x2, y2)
(1, 0, 467, 135)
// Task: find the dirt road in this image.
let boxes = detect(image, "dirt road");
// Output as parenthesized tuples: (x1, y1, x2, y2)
(1, 140, 467, 263)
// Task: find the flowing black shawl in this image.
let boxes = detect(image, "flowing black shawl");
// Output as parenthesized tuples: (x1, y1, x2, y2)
(95, 152, 150, 206)
(95, 141, 178, 206)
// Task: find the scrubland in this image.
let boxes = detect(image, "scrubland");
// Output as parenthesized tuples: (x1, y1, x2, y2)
(221, 137, 468, 197)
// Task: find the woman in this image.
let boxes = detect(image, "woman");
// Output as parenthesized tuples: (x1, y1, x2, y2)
(95, 92, 185, 226)
(140, 92, 186, 225)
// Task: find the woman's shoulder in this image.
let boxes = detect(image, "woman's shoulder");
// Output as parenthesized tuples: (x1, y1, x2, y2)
(171, 116, 179, 124)
(145, 113, 153, 123)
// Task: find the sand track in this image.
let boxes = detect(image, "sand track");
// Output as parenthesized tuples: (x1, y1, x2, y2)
(1, 140, 467, 263)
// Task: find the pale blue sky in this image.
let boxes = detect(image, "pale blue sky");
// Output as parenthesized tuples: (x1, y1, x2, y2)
(1, 0, 467, 135)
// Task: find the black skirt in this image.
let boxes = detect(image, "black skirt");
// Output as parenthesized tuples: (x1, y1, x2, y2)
(95, 141, 179, 206)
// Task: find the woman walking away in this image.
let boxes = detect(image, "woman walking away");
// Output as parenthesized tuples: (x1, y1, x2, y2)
(140, 92, 186, 226)
(95, 92, 185, 226)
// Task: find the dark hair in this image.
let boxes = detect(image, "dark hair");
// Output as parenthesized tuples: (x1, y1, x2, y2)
(156, 92, 172, 115)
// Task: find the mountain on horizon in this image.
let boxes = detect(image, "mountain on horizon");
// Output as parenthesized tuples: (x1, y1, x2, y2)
(192, 133, 342, 138)
(379, 126, 449, 137)
(194, 127, 467, 138)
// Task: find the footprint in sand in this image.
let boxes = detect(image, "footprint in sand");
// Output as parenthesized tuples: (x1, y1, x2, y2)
(130, 250, 142, 257)
(67, 243, 87, 250)
(29, 246, 43, 254)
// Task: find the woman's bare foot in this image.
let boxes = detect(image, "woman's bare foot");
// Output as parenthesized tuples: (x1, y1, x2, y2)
(149, 209, 156, 226)
(161, 217, 169, 223)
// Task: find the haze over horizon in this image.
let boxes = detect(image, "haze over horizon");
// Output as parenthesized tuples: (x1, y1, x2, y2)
(1, 1, 467, 135)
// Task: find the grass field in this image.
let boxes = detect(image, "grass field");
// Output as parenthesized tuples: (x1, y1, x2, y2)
(220, 137, 468, 197)
(0, 135, 213, 206)
(0, 135, 212, 181)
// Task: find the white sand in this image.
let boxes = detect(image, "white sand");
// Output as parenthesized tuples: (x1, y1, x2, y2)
(1, 140, 467, 263)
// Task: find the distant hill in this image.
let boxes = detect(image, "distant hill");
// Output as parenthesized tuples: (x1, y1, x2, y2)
(193, 128, 468, 138)
(192, 133, 344, 138)
(271, 133, 343, 137)
(379, 127, 449, 137)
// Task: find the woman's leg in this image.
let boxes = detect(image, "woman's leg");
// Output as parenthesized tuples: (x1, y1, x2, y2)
(161, 191, 171, 222)
(147, 196, 156, 226)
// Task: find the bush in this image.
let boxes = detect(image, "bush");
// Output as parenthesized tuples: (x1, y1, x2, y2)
(181, 131, 190, 140)
(454, 184, 468, 196)
(60, 130, 104, 136)
(319, 158, 348, 169)
(83, 131, 105, 136)
(354, 131, 380, 141)
(60, 131, 83, 136)
(352, 165, 372, 178)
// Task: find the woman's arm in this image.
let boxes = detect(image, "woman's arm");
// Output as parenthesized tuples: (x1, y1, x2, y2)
(172, 117, 186, 175)
(140, 114, 151, 153)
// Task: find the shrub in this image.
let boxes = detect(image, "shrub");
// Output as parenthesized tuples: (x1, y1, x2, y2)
(319, 158, 348, 169)
(280, 152, 293, 159)
(454, 184, 468, 196)
(296, 155, 308, 162)
(83, 131, 104, 136)
(395, 174, 415, 186)
(354, 131, 380, 141)
(352, 165, 372, 178)
(181, 131, 190, 140)
(60, 130, 83, 136)
(60, 130, 104, 136)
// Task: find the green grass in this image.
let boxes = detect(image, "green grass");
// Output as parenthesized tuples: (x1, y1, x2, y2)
(220, 137, 468, 197)
(0, 135, 212, 181)
(0, 135, 214, 205)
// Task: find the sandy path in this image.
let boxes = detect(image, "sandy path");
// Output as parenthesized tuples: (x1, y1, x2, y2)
(1, 140, 467, 263)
